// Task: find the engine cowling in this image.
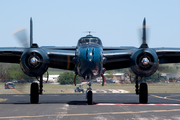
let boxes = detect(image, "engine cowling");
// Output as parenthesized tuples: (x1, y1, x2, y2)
(20, 49, 49, 77)
(130, 48, 159, 77)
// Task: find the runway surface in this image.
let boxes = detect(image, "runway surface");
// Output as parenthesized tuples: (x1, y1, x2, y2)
(1, 93, 180, 120)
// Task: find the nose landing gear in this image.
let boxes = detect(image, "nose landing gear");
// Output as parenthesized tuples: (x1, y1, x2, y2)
(86, 82, 93, 105)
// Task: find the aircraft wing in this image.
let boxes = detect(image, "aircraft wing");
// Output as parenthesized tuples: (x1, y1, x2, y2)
(0, 47, 75, 70)
(0, 47, 24, 63)
(40, 46, 137, 51)
(2, 47, 180, 71)
(40, 46, 76, 50)
(155, 48, 180, 64)
(103, 49, 134, 70)
(103, 46, 137, 50)
(104, 47, 180, 70)
(44, 49, 75, 70)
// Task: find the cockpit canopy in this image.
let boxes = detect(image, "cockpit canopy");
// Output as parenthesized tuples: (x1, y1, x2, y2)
(77, 35, 102, 46)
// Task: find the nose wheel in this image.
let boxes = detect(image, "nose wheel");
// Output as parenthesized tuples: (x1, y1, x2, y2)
(86, 82, 93, 105)
(87, 90, 93, 105)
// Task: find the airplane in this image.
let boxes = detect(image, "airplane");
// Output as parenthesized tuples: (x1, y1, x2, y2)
(1, 17, 180, 105)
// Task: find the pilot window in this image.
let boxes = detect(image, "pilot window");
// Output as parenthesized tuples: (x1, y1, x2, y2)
(79, 38, 101, 46)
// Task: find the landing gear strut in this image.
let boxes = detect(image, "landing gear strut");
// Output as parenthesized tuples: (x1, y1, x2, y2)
(86, 82, 93, 105)
(30, 75, 43, 104)
(135, 75, 148, 103)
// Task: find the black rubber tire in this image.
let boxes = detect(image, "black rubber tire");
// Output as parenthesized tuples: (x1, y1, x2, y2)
(87, 90, 93, 105)
(139, 82, 148, 103)
(30, 83, 39, 104)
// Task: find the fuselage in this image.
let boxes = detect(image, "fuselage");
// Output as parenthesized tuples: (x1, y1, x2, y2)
(74, 35, 103, 79)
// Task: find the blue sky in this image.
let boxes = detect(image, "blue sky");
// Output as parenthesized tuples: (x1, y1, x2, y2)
(0, 0, 180, 48)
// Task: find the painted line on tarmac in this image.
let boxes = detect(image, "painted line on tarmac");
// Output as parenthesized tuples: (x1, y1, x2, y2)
(9, 87, 23, 95)
(1, 109, 180, 119)
(77, 103, 180, 106)
(95, 103, 180, 106)
(0, 98, 7, 102)
(151, 94, 180, 102)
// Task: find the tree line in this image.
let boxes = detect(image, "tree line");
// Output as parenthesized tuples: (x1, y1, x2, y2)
(0, 62, 179, 84)
(0, 63, 33, 82)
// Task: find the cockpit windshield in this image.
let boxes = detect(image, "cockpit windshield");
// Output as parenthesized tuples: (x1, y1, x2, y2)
(78, 38, 102, 46)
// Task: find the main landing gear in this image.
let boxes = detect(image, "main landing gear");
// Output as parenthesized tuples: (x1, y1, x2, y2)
(135, 75, 148, 103)
(30, 75, 43, 104)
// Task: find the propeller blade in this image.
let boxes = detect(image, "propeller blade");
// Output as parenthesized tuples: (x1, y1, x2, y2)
(30, 17, 33, 47)
(139, 18, 149, 49)
(148, 62, 154, 66)
(142, 18, 146, 44)
(13, 17, 34, 48)
(13, 27, 29, 47)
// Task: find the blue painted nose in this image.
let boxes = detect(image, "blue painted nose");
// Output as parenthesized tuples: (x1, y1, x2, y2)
(77, 46, 103, 78)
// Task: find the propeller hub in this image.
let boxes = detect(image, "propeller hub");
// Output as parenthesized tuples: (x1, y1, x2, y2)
(30, 57, 38, 66)
(141, 57, 149, 66)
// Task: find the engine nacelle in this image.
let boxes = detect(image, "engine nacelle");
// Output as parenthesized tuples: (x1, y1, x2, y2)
(130, 48, 159, 77)
(20, 49, 49, 77)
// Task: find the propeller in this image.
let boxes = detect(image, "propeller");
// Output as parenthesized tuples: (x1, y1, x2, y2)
(138, 18, 154, 68)
(139, 18, 148, 49)
(13, 27, 29, 47)
(13, 17, 33, 48)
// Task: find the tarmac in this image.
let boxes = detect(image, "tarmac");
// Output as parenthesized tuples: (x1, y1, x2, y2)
(0, 93, 180, 120)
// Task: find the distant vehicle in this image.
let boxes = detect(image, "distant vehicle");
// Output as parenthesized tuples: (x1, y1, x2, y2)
(12, 80, 18, 83)
(74, 87, 84, 93)
(5, 82, 15, 89)
(106, 80, 116, 83)
(32, 80, 40, 84)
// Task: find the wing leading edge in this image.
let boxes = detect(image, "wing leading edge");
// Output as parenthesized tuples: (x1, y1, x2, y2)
(104, 47, 180, 71)
(0, 47, 75, 71)
(155, 48, 180, 64)
(1, 47, 180, 71)
(103, 49, 134, 70)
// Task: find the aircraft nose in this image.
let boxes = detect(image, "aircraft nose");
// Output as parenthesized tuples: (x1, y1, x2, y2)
(86, 47, 95, 63)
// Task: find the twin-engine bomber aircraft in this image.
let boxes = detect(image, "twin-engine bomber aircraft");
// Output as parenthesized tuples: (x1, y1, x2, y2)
(1, 18, 180, 104)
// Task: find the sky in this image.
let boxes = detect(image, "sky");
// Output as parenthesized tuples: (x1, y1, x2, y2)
(0, 0, 180, 48)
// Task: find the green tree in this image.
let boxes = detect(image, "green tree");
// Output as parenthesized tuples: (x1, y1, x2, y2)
(122, 68, 135, 83)
(58, 72, 81, 85)
(105, 70, 113, 78)
(141, 71, 161, 83)
(0, 63, 34, 82)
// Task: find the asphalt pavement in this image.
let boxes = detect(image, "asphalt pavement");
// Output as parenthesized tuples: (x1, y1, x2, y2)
(0, 93, 180, 120)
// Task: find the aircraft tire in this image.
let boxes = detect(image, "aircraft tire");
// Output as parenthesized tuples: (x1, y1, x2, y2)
(87, 90, 93, 105)
(30, 83, 39, 104)
(139, 82, 148, 103)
